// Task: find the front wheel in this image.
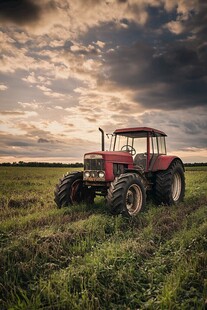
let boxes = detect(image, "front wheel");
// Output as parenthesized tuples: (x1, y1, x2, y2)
(107, 173, 146, 217)
(54, 171, 95, 208)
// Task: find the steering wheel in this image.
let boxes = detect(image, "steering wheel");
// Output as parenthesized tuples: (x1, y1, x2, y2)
(121, 145, 136, 155)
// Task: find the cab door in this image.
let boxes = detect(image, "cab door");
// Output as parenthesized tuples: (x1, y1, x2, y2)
(149, 134, 166, 170)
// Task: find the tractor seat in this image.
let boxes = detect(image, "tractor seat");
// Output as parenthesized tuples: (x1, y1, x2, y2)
(134, 153, 147, 170)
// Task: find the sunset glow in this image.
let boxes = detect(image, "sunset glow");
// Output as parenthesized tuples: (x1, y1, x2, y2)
(0, 0, 206, 163)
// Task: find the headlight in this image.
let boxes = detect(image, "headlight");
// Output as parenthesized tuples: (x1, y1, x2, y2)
(84, 171, 90, 178)
(98, 171, 105, 178)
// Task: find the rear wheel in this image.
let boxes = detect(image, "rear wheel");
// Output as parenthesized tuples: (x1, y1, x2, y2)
(155, 160, 185, 205)
(107, 173, 146, 217)
(54, 171, 94, 208)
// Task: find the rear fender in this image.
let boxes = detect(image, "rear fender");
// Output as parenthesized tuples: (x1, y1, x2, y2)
(152, 155, 184, 172)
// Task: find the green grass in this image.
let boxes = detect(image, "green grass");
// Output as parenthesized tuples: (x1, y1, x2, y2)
(0, 167, 206, 309)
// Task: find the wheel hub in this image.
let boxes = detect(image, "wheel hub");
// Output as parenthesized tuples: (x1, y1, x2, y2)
(126, 190, 134, 206)
(70, 180, 82, 203)
(125, 183, 142, 216)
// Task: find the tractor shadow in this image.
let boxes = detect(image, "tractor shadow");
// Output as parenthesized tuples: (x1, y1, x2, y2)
(85, 197, 110, 215)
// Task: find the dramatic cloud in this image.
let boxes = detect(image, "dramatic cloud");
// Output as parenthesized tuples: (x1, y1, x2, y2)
(103, 1, 207, 111)
(0, 84, 8, 91)
(0, 0, 206, 163)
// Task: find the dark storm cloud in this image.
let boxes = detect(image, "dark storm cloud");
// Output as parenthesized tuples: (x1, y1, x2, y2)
(0, 0, 56, 25)
(0, 0, 41, 24)
(99, 0, 207, 111)
(105, 39, 207, 110)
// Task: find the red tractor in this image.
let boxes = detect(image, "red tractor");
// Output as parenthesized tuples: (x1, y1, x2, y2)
(54, 127, 185, 216)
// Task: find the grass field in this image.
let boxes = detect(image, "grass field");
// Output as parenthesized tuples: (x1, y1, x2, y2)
(0, 166, 206, 309)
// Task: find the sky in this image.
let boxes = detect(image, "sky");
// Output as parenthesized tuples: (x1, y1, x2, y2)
(0, 0, 206, 164)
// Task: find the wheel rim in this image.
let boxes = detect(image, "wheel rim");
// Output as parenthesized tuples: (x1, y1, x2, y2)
(70, 179, 82, 203)
(171, 172, 182, 202)
(125, 184, 142, 216)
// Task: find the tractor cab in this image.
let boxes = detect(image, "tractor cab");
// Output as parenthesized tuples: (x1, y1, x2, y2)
(110, 127, 167, 172)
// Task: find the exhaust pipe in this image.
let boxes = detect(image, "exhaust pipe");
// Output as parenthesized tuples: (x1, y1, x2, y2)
(99, 127, 105, 151)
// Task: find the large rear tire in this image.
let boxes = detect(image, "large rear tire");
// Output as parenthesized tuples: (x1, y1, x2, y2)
(155, 160, 185, 205)
(54, 171, 94, 208)
(107, 173, 146, 217)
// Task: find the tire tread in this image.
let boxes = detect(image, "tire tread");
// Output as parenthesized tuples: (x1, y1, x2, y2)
(155, 160, 185, 205)
(107, 173, 146, 216)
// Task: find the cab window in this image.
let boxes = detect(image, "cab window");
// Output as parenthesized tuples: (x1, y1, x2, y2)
(158, 136, 166, 154)
(150, 137, 158, 154)
(150, 136, 166, 154)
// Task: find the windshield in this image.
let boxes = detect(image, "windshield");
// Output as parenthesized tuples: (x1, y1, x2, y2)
(111, 134, 147, 155)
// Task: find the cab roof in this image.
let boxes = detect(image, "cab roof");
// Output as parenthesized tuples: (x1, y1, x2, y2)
(114, 127, 167, 137)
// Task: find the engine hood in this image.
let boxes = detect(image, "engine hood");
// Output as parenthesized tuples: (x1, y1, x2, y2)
(84, 151, 133, 164)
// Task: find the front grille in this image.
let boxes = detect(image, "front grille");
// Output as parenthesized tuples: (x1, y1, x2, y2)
(84, 159, 104, 170)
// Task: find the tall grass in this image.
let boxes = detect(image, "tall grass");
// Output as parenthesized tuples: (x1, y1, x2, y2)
(0, 166, 206, 309)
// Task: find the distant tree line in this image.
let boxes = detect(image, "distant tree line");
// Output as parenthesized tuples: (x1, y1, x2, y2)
(184, 162, 207, 167)
(0, 161, 83, 167)
(0, 161, 206, 168)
